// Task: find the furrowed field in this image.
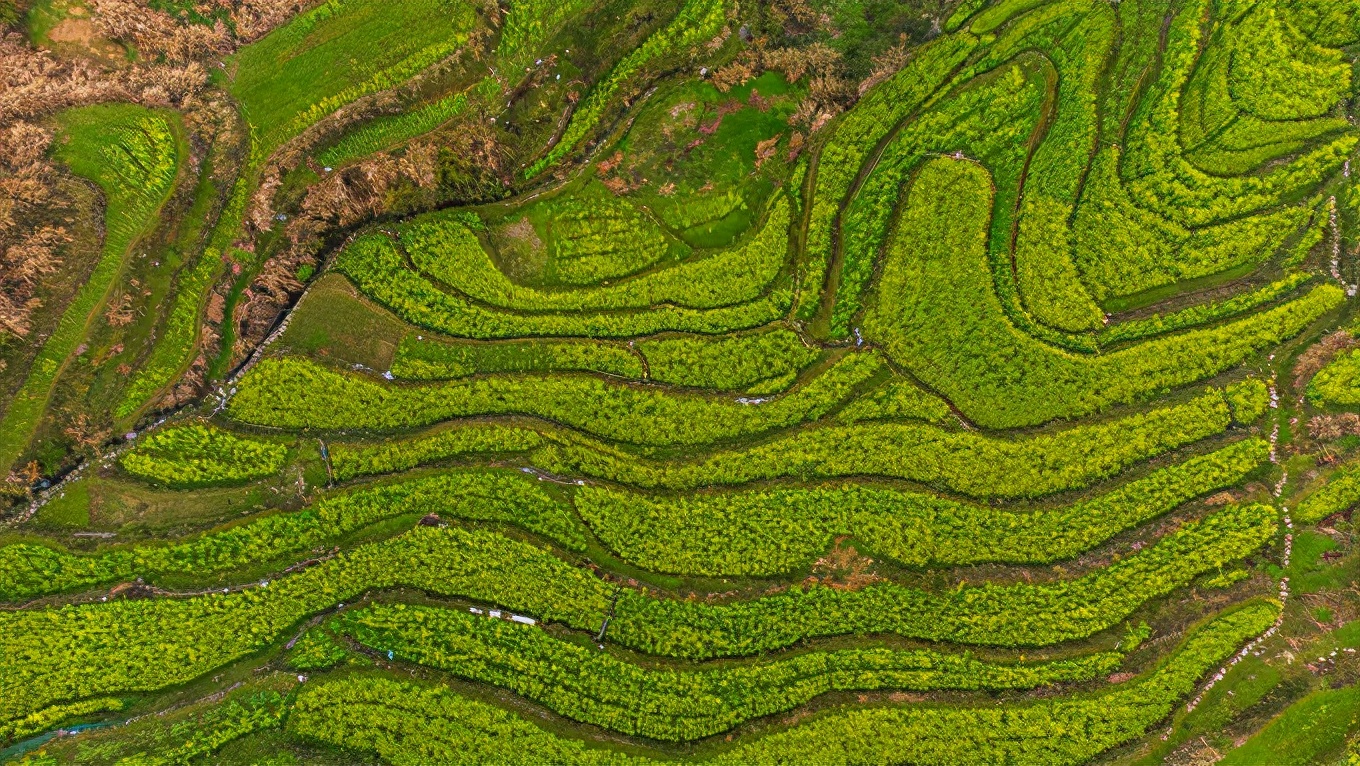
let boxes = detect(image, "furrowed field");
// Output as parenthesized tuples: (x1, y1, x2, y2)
(1, 0, 1359, 763)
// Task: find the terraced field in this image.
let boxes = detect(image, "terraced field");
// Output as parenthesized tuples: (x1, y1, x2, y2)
(2, 0, 1360, 762)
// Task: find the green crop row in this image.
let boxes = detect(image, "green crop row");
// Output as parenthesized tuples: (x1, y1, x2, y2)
(536, 184, 691, 285)
(527, 0, 727, 176)
(114, 247, 224, 420)
(403, 194, 789, 309)
(540, 383, 1249, 497)
(574, 439, 1269, 575)
(0, 507, 1273, 724)
(1119, 0, 1355, 229)
(331, 384, 1243, 497)
(1226, 2, 1352, 122)
(1073, 146, 1312, 301)
(336, 601, 1125, 741)
(227, 353, 882, 447)
(1099, 273, 1315, 346)
(391, 335, 644, 381)
(605, 502, 1275, 657)
(334, 232, 791, 338)
(862, 158, 1341, 429)
(288, 602, 1278, 766)
(227, 0, 477, 155)
(16, 685, 288, 763)
(833, 59, 1046, 338)
(1296, 457, 1360, 523)
(1306, 348, 1360, 406)
(638, 327, 818, 390)
(0, 697, 124, 745)
(0, 106, 183, 476)
(317, 91, 468, 169)
(0, 468, 580, 602)
(801, 32, 976, 322)
(833, 377, 953, 424)
(1010, 7, 1113, 334)
(494, 0, 597, 72)
(329, 422, 545, 479)
(1179, 17, 1350, 177)
(118, 423, 288, 488)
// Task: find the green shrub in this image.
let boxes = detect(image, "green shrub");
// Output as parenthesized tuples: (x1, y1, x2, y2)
(1306, 349, 1360, 406)
(1296, 457, 1360, 523)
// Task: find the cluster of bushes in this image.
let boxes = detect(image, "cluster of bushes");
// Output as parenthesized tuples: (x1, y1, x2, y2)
(227, 354, 882, 448)
(862, 158, 1340, 429)
(288, 603, 1277, 765)
(336, 601, 1124, 741)
(119, 424, 288, 488)
(574, 439, 1268, 575)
